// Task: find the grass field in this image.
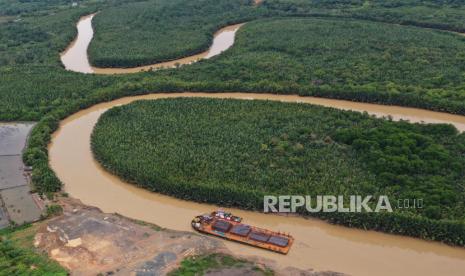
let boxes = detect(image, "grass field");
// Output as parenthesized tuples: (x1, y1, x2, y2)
(91, 98, 465, 245)
(0, 225, 67, 275)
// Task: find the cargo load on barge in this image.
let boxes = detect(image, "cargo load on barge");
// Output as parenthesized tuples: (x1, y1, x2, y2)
(191, 210, 294, 254)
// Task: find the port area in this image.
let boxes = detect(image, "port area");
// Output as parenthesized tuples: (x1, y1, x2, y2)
(0, 123, 44, 228)
(192, 211, 294, 254)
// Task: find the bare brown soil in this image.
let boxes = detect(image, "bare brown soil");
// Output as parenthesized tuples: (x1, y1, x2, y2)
(34, 197, 223, 275)
(34, 197, 342, 275)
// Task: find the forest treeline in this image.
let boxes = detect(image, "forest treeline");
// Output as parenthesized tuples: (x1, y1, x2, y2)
(91, 98, 465, 245)
(88, 0, 465, 67)
(2, 0, 465, 122)
(0, 0, 75, 16)
(0, 0, 147, 16)
(0, 0, 464, 203)
(157, 18, 465, 114)
(88, 0, 262, 67)
(264, 0, 465, 32)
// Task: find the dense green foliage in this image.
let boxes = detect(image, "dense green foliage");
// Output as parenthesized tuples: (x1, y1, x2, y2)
(91, 98, 465, 245)
(0, 0, 462, 264)
(0, 225, 67, 275)
(88, 0, 465, 68)
(1, 0, 465, 123)
(168, 253, 273, 276)
(2, 0, 465, 123)
(0, 0, 138, 121)
(0, 0, 126, 194)
(158, 17, 465, 114)
(89, 0, 262, 67)
(264, 0, 465, 32)
(0, 0, 464, 244)
(0, 0, 80, 16)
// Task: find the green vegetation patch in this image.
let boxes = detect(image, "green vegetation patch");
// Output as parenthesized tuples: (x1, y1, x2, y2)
(0, 0, 80, 16)
(1, 0, 465, 207)
(264, 0, 465, 32)
(0, 225, 67, 275)
(91, 98, 465, 245)
(88, 0, 261, 67)
(168, 253, 273, 276)
(163, 17, 465, 114)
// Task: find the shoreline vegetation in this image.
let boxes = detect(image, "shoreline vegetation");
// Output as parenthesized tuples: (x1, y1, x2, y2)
(158, 17, 465, 115)
(2, 0, 465, 123)
(91, 98, 465, 246)
(88, 0, 262, 68)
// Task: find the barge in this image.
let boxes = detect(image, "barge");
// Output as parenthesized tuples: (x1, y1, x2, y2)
(191, 210, 294, 254)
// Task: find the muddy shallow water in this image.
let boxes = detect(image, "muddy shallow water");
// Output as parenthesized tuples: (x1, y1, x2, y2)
(55, 10, 465, 276)
(60, 14, 243, 74)
(49, 93, 465, 276)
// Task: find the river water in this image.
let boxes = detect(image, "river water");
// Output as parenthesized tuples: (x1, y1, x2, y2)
(60, 14, 242, 74)
(49, 93, 465, 276)
(53, 14, 465, 276)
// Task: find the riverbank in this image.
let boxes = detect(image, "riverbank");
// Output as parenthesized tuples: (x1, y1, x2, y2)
(90, 97, 465, 243)
(49, 92, 465, 276)
(85, 0, 260, 68)
(2, 1, 463, 274)
(35, 196, 337, 275)
(61, 14, 244, 74)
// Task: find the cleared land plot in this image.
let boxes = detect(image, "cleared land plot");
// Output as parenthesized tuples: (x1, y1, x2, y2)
(0, 156, 26, 190)
(0, 123, 41, 227)
(1, 186, 42, 225)
(0, 123, 34, 155)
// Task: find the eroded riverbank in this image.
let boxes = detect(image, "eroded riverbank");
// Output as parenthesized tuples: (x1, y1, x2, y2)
(49, 92, 465, 276)
(60, 14, 243, 74)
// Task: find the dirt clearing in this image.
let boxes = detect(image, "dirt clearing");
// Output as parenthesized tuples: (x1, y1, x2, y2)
(34, 197, 342, 275)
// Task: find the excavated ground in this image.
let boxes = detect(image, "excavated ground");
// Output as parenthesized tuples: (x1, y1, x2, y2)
(34, 197, 343, 275)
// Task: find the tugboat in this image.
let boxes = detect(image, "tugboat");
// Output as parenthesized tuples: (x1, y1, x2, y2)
(191, 210, 294, 254)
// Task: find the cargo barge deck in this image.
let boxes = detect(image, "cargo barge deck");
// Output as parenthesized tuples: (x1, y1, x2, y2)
(192, 210, 294, 254)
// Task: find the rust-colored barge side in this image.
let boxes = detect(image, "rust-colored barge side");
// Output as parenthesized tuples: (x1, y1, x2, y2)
(192, 211, 294, 254)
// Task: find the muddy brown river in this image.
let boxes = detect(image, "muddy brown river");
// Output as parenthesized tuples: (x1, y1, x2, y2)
(52, 14, 465, 276)
(60, 14, 242, 74)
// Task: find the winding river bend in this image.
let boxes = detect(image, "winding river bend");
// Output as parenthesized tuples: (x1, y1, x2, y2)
(60, 14, 243, 74)
(53, 14, 465, 276)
